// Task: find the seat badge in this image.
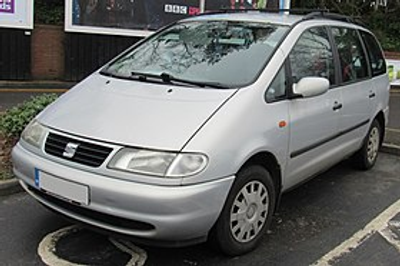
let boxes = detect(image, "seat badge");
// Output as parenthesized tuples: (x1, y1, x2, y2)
(63, 143, 80, 158)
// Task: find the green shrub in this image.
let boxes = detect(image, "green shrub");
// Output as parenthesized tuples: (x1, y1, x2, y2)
(35, 0, 64, 25)
(0, 94, 58, 139)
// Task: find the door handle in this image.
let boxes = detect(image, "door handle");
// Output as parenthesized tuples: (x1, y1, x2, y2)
(369, 92, 376, 98)
(333, 102, 343, 111)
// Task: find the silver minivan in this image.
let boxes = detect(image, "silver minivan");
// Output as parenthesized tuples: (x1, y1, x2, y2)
(12, 11, 389, 255)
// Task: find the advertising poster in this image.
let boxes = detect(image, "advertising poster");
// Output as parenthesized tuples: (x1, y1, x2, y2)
(65, 0, 271, 37)
(0, 0, 34, 29)
(66, 0, 202, 37)
(387, 59, 400, 86)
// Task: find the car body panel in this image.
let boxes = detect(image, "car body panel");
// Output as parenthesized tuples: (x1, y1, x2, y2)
(38, 73, 238, 152)
(13, 143, 234, 242)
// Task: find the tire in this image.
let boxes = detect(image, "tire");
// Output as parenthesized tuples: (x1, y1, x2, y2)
(353, 119, 382, 170)
(209, 165, 276, 256)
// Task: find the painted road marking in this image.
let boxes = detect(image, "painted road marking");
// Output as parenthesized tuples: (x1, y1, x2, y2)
(311, 198, 400, 266)
(109, 238, 147, 266)
(387, 127, 400, 133)
(38, 225, 148, 266)
(380, 220, 400, 253)
(38, 225, 84, 266)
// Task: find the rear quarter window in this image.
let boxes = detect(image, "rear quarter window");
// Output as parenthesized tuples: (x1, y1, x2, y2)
(360, 31, 387, 77)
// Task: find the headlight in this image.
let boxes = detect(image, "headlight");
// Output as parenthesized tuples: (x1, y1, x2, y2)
(21, 120, 47, 149)
(108, 148, 208, 178)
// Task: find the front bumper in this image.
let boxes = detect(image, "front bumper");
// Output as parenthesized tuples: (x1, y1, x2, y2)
(12, 143, 234, 245)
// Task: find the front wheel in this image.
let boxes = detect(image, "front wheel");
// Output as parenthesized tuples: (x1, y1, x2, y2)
(353, 119, 382, 170)
(209, 165, 276, 256)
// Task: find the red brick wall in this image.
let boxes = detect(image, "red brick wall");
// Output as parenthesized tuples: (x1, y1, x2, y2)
(31, 24, 65, 80)
(385, 51, 400, 60)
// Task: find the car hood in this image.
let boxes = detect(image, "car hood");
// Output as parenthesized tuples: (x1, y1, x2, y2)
(38, 74, 237, 151)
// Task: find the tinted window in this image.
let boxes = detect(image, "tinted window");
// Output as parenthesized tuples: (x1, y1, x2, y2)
(289, 27, 335, 85)
(103, 21, 289, 88)
(360, 31, 386, 76)
(332, 27, 369, 83)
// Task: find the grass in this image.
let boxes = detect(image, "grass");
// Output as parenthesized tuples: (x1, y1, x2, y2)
(0, 169, 13, 181)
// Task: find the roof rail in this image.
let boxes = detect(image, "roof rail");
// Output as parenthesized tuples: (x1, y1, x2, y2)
(200, 8, 329, 16)
(197, 8, 364, 26)
(303, 11, 365, 26)
(303, 12, 351, 22)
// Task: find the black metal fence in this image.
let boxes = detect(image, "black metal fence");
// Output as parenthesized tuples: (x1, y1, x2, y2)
(0, 28, 31, 80)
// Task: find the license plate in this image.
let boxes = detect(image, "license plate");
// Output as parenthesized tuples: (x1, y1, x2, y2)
(35, 169, 89, 205)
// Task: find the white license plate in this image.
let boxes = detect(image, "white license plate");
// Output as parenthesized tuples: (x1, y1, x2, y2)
(35, 169, 89, 205)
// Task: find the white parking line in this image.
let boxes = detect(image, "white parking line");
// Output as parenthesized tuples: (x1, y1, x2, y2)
(311, 198, 400, 266)
(38, 225, 84, 266)
(38, 225, 148, 266)
(387, 128, 400, 133)
(109, 238, 148, 266)
(380, 220, 400, 253)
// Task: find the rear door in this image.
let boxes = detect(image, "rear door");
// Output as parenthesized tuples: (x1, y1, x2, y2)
(330, 27, 372, 150)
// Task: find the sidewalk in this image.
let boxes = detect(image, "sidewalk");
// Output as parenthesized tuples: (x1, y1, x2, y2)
(0, 81, 74, 113)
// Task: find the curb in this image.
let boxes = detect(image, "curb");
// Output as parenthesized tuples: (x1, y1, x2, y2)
(0, 178, 23, 197)
(381, 143, 400, 156)
(0, 81, 75, 90)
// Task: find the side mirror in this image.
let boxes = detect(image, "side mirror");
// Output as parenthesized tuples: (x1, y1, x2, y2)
(293, 77, 330, 98)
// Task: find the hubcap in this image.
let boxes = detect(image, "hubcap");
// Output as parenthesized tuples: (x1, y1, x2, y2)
(367, 127, 380, 164)
(230, 181, 269, 243)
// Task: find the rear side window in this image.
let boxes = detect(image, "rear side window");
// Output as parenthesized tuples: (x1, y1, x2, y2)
(360, 31, 386, 76)
(289, 27, 336, 85)
(331, 27, 369, 83)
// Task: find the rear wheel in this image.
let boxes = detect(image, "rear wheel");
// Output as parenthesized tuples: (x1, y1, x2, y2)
(353, 119, 382, 170)
(209, 165, 276, 256)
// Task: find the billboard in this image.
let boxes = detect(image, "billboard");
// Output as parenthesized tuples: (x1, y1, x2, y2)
(66, 0, 203, 37)
(65, 0, 270, 37)
(0, 0, 34, 29)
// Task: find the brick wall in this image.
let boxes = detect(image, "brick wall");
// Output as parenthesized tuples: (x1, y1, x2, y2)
(385, 51, 400, 60)
(31, 24, 65, 80)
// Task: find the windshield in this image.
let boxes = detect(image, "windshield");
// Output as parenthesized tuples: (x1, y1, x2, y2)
(102, 20, 289, 88)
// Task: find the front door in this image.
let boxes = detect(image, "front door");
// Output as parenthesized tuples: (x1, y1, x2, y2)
(284, 26, 342, 189)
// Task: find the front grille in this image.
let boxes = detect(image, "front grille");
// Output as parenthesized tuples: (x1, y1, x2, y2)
(45, 133, 113, 167)
(29, 186, 155, 231)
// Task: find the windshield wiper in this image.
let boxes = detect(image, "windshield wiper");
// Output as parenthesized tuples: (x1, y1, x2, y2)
(121, 71, 231, 89)
(130, 71, 162, 82)
(159, 72, 231, 89)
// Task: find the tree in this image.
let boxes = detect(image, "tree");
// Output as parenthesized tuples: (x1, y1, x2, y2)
(291, 0, 400, 51)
